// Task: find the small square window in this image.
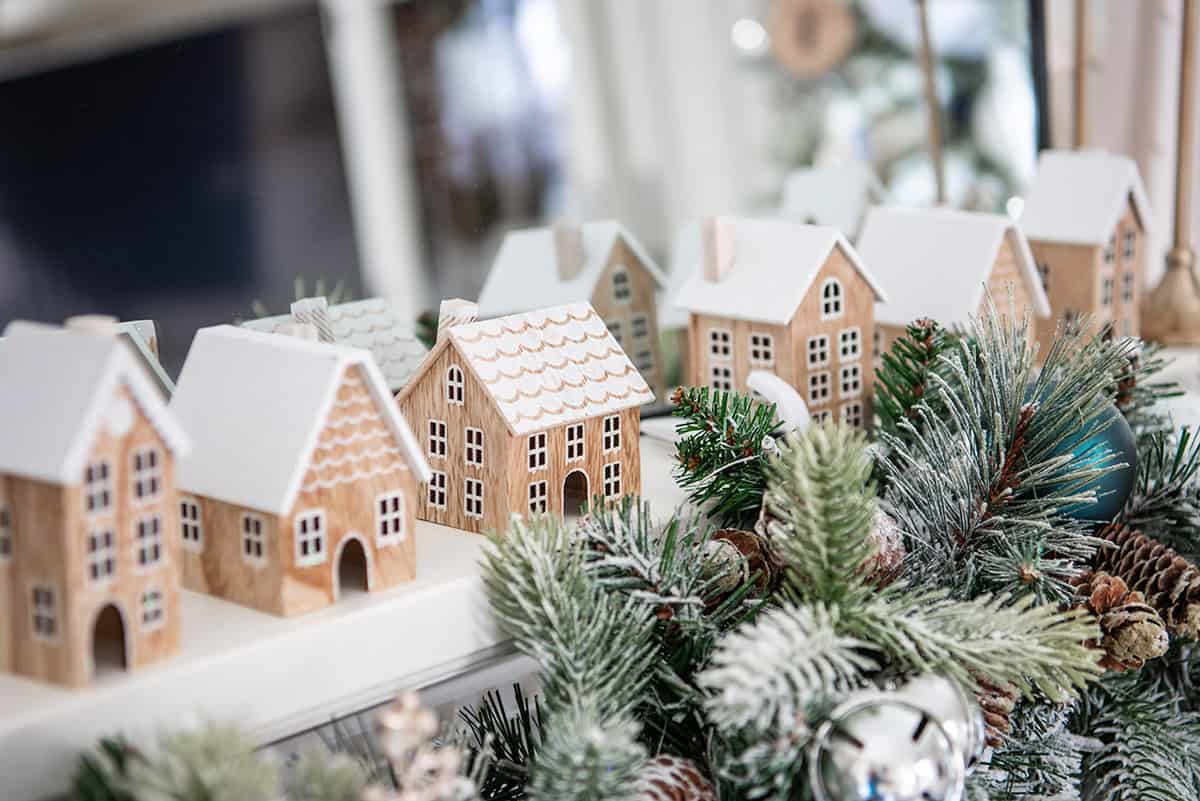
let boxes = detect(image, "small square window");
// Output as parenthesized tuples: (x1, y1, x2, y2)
(708, 329, 732, 360)
(821, 279, 844, 318)
(808, 371, 831, 406)
(634, 349, 655, 375)
(0, 504, 11, 562)
(446, 365, 465, 405)
(607, 320, 625, 348)
(464, 478, 484, 519)
(135, 515, 164, 570)
(427, 471, 448, 509)
(750, 333, 774, 366)
(428, 419, 447, 458)
(710, 365, 733, 392)
(87, 529, 117, 583)
(180, 498, 202, 551)
(528, 432, 547, 471)
(1122, 229, 1136, 262)
(807, 335, 830, 368)
(612, 266, 632, 303)
(131, 447, 162, 502)
(465, 427, 484, 467)
(377, 492, 407, 544)
(294, 510, 326, 567)
(528, 481, 548, 514)
(631, 314, 650, 341)
(141, 588, 166, 630)
(1101, 276, 1114, 307)
(840, 364, 862, 398)
(31, 585, 57, 640)
(841, 401, 864, 429)
(813, 409, 833, 424)
(242, 514, 266, 565)
(873, 328, 884, 366)
(1103, 235, 1116, 265)
(603, 415, 621, 452)
(566, 423, 585, 462)
(604, 462, 622, 500)
(84, 461, 112, 515)
(839, 328, 861, 360)
(1121, 272, 1136, 304)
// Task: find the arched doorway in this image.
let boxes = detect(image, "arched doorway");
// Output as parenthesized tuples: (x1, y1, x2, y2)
(334, 536, 371, 601)
(563, 470, 589, 519)
(92, 603, 128, 678)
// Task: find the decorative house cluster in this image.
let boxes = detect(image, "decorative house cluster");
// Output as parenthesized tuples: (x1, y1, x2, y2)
(479, 221, 667, 402)
(857, 206, 1051, 356)
(397, 300, 653, 534)
(0, 318, 190, 687)
(1019, 149, 1151, 344)
(168, 325, 430, 617)
(242, 296, 429, 392)
(673, 217, 886, 427)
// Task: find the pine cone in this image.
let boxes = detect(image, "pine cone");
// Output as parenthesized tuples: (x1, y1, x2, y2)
(633, 755, 717, 801)
(865, 508, 907, 587)
(1094, 524, 1200, 640)
(1071, 570, 1170, 671)
(704, 528, 776, 607)
(974, 676, 1018, 748)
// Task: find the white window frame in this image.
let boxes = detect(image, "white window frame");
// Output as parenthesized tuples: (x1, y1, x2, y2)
(84, 460, 112, 516)
(603, 415, 621, 452)
(428, 419, 447, 459)
(0, 503, 11, 563)
(820, 278, 844, 319)
(566, 423, 585, 462)
(180, 497, 202, 552)
(612, 265, 632, 304)
(604, 462, 622, 500)
(839, 364, 862, 399)
(841, 401, 864, 429)
(1121, 271, 1136, 304)
(607, 319, 625, 348)
(872, 328, 884, 366)
(134, 514, 164, 572)
(140, 587, 166, 630)
(1122, 229, 1136, 262)
(376, 492, 407, 545)
(1101, 275, 1114, 307)
(427, 471, 448, 510)
(1103, 235, 1116, 265)
(464, 478, 484, 519)
(749, 332, 775, 367)
(131, 447, 162, 503)
(813, 409, 833, 424)
(807, 335, 830, 368)
(528, 480, 548, 514)
(710, 365, 733, 392)
(464, 426, 484, 467)
(86, 528, 117, 585)
(708, 328, 732, 360)
(631, 313, 650, 342)
(294, 509, 327, 568)
(808, 371, 831, 406)
(31, 584, 58, 642)
(634, 347, 655, 375)
(839, 327, 861, 360)
(528, 432, 547, 472)
(446, 365, 465, 405)
(241, 513, 266, 566)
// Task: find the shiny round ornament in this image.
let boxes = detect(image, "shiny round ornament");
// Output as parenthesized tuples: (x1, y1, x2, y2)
(810, 694, 963, 801)
(1050, 402, 1137, 524)
(892, 675, 985, 771)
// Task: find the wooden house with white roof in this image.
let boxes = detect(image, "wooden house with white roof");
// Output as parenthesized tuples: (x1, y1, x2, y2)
(0, 318, 190, 687)
(856, 206, 1051, 356)
(1019, 150, 1151, 345)
(673, 218, 887, 428)
(478, 221, 667, 400)
(169, 325, 430, 617)
(397, 300, 654, 534)
(778, 161, 886, 241)
(242, 296, 428, 392)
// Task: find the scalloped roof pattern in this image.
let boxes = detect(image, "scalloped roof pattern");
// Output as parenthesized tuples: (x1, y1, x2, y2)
(449, 302, 654, 435)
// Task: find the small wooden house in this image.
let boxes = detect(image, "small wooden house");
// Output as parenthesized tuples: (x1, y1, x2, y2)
(856, 206, 1051, 357)
(0, 318, 190, 687)
(478, 221, 668, 401)
(243, 297, 429, 392)
(169, 325, 430, 617)
(1019, 150, 1151, 345)
(673, 217, 887, 427)
(396, 300, 654, 534)
(778, 161, 886, 241)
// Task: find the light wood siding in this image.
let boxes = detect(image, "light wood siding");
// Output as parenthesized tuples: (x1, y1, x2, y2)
(180, 499, 284, 614)
(981, 237, 1038, 348)
(5, 384, 179, 687)
(591, 237, 665, 402)
(0, 474, 10, 674)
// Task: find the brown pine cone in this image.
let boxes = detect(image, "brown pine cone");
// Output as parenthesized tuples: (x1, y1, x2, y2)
(975, 676, 1018, 748)
(633, 755, 717, 801)
(704, 528, 776, 607)
(755, 502, 905, 587)
(1071, 570, 1170, 671)
(1094, 524, 1200, 640)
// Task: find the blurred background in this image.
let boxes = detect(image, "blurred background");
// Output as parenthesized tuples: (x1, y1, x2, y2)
(0, 0, 1191, 372)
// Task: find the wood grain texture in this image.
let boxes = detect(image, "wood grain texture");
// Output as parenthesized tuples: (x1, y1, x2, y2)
(589, 236, 666, 402)
(981, 237, 1039, 348)
(3, 385, 180, 687)
(180, 365, 419, 618)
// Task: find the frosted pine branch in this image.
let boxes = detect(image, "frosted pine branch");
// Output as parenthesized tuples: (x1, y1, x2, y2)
(527, 700, 645, 801)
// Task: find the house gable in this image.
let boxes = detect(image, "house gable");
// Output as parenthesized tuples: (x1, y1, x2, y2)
(590, 236, 664, 394)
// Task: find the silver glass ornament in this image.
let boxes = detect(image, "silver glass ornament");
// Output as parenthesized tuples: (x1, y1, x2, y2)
(893, 675, 985, 771)
(810, 694, 964, 801)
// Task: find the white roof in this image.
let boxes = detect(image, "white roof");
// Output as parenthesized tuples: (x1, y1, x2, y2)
(117, 320, 175, 397)
(478, 221, 666, 318)
(857, 206, 1051, 328)
(661, 221, 703, 331)
(672, 218, 888, 325)
(242, 298, 427, 391)
(1019, 150, 1152, 246)
(170, 326, 430, 515)
(434, 302, 654, 436)
(0, 324, 190, 486)
(779, 161, 886, 238)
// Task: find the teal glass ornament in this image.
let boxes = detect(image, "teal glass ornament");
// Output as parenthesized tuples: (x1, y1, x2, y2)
(1050, 402, 1137, 524)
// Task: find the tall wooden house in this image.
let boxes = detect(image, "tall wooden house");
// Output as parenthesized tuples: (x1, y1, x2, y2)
(0, 319, 190, 687)
(1019, 150, 1151, 345)
(396, 300, 654, 534)
(673, 218, 887, 427)
(169, 325, 430, 617)
(778, 161, 886, 241)
(478, 221, 668, 401)
(857, 206, 1051, 357)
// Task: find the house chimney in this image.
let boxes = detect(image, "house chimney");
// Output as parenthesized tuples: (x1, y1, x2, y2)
(702, 217, 736, 283)
(290, 297, 335, 343)
(553, 221, 585, 282)
(64, 314, 119, 336)
(277, 322, 320, 341)
(437, 299, 479, 343)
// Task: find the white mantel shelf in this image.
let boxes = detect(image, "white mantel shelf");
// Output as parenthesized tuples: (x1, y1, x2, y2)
(0, 434, 687, 801)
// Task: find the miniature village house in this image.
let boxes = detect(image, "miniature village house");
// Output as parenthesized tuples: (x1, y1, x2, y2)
(673, 217, 887, 427)
(478, 221, 668, 401)
(396, 300, 654, 534)
(856, 206, 1051, 356)
(1019, 149, 1151, 345)
(778, 161, 885, 241)
(0, 318, 190, 687)
(168, 325, 430, 617)
(243, 296, 428, 392)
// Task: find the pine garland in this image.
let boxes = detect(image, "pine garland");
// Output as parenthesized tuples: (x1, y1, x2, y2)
(874, 317, 958, 445)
